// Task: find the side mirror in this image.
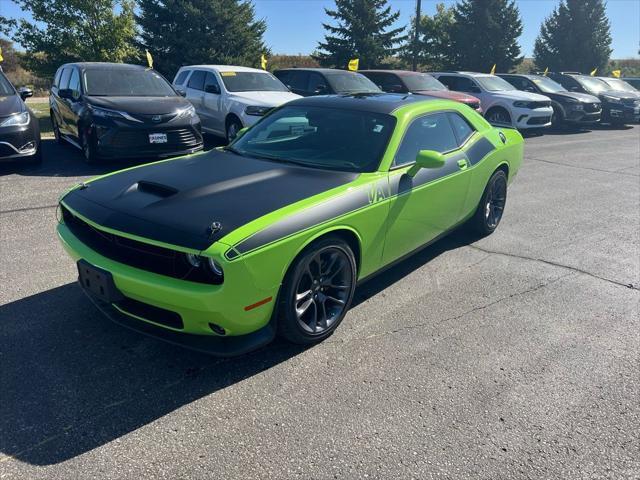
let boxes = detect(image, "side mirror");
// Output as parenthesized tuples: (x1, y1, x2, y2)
(524, 86, 536, 93)
(18, 87, 33, 100)
(408, 150, 445, 177)
(58, 88, 73, 100)
(314, 84, 329, 95)
(569, 86, 579, 92)
(388, 84, 405, 93)
(469, 85, 481, 93)
(204, 84, 220, 95)
(176, 88, 187, 97)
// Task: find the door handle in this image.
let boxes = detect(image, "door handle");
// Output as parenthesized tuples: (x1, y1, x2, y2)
(457, 158, 469, 170)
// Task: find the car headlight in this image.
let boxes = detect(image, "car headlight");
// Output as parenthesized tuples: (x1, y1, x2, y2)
(183, 253, 224, 283)
(176, 105, 197, 119)
(90, 106, 142, 122)
(0, 111, 30, 127)
(244, 105, 272, 116)
(513, 101, 532, 108)
(603, 95, 622, 104)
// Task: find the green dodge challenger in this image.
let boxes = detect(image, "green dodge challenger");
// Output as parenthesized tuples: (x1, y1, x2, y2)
(57, 93, 523, 355)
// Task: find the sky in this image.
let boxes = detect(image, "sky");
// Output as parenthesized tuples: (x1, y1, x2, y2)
(1, 0, 638, 58)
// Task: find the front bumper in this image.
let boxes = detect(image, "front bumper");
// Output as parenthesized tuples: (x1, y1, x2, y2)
(602, 104, 640, 124)
(512, 106, 553, 129)
(0, 116, 40, 162)
(57, 219, 280, 355)
(564, 103, 602, 124)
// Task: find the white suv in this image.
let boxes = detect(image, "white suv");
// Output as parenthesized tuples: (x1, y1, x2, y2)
(432, 71, 553, 129)
(173, 65, 301, 140)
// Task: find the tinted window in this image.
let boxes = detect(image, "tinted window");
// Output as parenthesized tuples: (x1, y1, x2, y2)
(307, 72, 327, 93)
(273, 70, 290, 84)
(174, 70, 190, 85)
(68, 69, 81, 99)
(448, 113, 475, 146)
(394, 113, 458, 167)
(53, 69, 63, 88)
(59, 68, 71, 90)
(231, 105, 396, 172)
(188, 70, 206, 91)
(220, 71, 288, 92)
(326, 72, 381, 93)
(204, 72, 220, 93)
(288, 71, 310, 91)
(84, 68, 176, 96)
(0, 73, 14, 96)
(368, 72, 405, 93)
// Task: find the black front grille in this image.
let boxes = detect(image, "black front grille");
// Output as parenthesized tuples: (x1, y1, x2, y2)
(584, 103, 601, 113)
(61, 205, 219, 284)
(116, 297, 183, 329)
(530, 101, 552, 109)
(111, 128, 200, 149)
(527, 116, 551, 125)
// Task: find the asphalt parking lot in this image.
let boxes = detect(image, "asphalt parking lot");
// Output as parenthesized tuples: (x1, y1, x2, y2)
(1, 126, 639, 479)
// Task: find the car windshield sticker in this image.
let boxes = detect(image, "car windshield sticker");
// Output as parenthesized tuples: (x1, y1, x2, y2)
(373, 124, 384, 133)
(221, 72, 237, 76)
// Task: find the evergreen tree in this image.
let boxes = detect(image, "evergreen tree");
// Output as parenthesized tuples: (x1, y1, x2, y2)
(449, 0, 523, 72)
(401, 3, 455, 71)
(533, 0, 612, 73)
(314, 0, 406, 69)
(11, 0, 137, 78)
(137, 0, 268, 78)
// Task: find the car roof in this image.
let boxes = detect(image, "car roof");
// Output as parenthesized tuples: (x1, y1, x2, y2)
(432, 71, 494, 78)
(360, 70, 433, 77)
(274, 68, 360, 75)
(61, 62, 148, 71)
(180, 65, 266, 73)
(287, 92, 434, 114)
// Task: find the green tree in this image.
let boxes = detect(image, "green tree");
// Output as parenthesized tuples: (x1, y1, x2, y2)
(1, 15, 16, 36)
(401, 3, 455, 71)
(137, 0, 268, 78)
(314, 0, 406, 69)
(533, 0, 612, 73)
(449, 0, 523, 72)
(11, 0, 137, 78)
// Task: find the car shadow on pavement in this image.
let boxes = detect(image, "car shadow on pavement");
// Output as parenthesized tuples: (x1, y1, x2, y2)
(0, 228, 475, 466)
(0, 135, 226, 178)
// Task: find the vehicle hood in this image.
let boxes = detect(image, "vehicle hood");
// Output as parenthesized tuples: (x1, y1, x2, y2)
(60, 149, 358, 251)
(228, 91, 301, 107)
(597, 90, 639, 100)
(490, 90, 551, 102)
(85, 95, 191, 115)
(412, 90, 479, 104)
(548, 91, 600, 103)
(0, 94, 24, 117)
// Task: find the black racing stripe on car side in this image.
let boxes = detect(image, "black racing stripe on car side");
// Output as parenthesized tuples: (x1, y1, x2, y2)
(389, 151, 467, 196)
(465, 137, 495, 166)
(233, 180, 388, 255)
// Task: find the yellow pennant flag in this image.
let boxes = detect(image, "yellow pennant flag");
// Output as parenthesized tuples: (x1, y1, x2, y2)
(543, 67, 549, 76)
(145, 49, 153, 69)
(611, 70, 621, 78)
(590, 67, 597, 76)
(490, 64, 496, 74)
(260, 54, 267, 70)
(348, 58, 359, 71)
(0, 46, 3, 63)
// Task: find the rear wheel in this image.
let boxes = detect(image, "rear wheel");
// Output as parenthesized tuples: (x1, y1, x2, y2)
(469, 169, 508, 236)
(278, 237, 357, 345)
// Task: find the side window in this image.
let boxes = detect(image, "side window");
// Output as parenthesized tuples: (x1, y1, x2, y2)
(187, 70, 206, 91)
(58, 68, 71, 90)
(273, 70, 290, 85)
(307, 72, 327, 93)
(437, 76, 456, 90)
(447, 112, 475, 146)
(203, 72, 220, 94)
(288, 71, 310, 92)
(456, 77, 479, 93)
(393, 113, 458, 167)
(380, 73, 406, 93)
(53, 68, 63, 88)
(174, 70, 189, 86)
(68, 69, 81, 99)
(501, 76, 520, 89)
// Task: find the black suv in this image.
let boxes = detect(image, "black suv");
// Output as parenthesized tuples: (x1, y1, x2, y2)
(547, 72, 640, 125)
(50, 62, 203, 163)
(498, 73, 601, 128)
(0, 69, 41, 164)
(273, 68, 380, 96)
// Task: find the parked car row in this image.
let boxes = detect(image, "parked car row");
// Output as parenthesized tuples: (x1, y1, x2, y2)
(1, 61, 638, 167)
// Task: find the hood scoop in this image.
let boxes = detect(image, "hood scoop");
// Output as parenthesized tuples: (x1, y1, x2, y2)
(135, 181, 179, 198)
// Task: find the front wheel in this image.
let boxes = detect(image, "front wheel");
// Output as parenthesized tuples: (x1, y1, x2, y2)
(225, 118, 243, 143)
(277, 237, 357, 345)
(81, 130, 99, 164)
(485, 108, 512, 126)
(469, 169, 508, 236)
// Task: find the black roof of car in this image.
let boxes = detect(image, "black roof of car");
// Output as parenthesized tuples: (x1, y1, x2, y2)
(287, 92, 432, 114)
(59, 62, 148, 71)
(274, 68, 361, 75)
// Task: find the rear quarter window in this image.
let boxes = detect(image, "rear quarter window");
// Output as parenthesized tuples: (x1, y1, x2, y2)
(187, 70, 206, 91)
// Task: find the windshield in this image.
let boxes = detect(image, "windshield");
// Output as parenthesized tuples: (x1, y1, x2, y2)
(84, 69, 176, 96)
(530, 75, 567, 93)
(600, 78, 638, 92)
(402, 73, 447, 92)
(220, 71, 289, 92)
(0, 73, 15, 96)
(575, 75, 610, 94)
(475, 76, 516, 92)
(230, 105, 395, 172)
(326, 72, 380, 93)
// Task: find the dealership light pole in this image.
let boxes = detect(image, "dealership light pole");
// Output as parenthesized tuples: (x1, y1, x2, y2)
(412, 0, 422, 72)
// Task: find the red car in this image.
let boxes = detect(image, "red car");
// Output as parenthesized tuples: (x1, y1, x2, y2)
(360, 70, 482, 113)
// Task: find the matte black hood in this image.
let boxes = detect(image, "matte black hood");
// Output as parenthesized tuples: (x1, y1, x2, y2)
(548, 91, 599, 103)
(62, 150, 358, 251)
(0, 94, 23, 117)
(597, 91, 638, 101)
(85, 95, 191, 115)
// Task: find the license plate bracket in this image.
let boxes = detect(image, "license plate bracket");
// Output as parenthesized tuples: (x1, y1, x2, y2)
(77, 260, 123, 303)
(149, 133, 168, 144)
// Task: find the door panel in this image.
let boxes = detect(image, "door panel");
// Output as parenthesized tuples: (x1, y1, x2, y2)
(201, 72, 223, 133)
(185, 70, 205, 124)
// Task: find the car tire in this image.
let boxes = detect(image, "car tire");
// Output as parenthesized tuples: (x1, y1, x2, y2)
(277, 236, 357, 345)
(551, 105, 564, 130)
(51, 113, 64, 145)
(80, 130, 99, 164)
(469, 169, 508, 236)
(485, 107, 512, 126)
(225, 117, 243, 143)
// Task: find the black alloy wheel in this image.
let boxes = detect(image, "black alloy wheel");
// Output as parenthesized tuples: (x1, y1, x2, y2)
(469, 169, 508, 236)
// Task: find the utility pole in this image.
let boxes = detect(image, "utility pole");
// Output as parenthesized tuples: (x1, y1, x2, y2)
(412, 0, 422, 71)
